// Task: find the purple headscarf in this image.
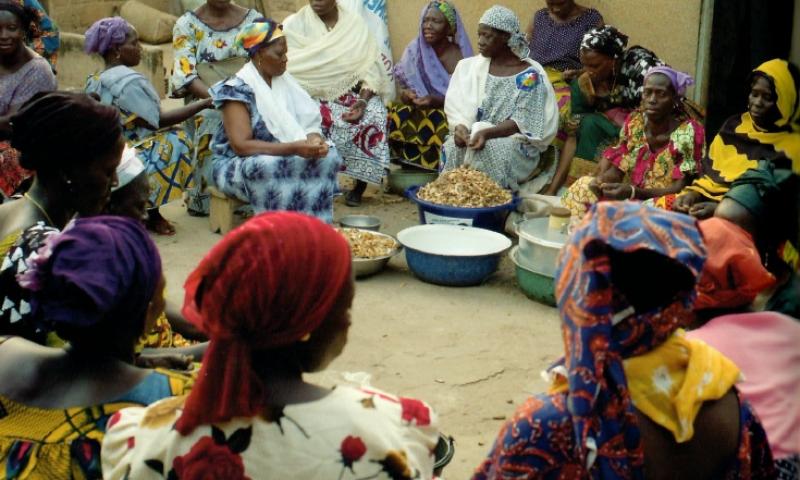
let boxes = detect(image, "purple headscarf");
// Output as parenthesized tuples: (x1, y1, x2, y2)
(18, 216, 162, 330)
(84, 16, 132, 55)
(393, 1, 473, 98)
(644, 66, 695, 98)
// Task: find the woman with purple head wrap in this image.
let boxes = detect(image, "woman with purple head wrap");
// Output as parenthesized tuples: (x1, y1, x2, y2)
(388, 1, 473, 170)
(562, 65, 706, 219)
(0, 216, 193, 478)
(84, 16, 212, 236)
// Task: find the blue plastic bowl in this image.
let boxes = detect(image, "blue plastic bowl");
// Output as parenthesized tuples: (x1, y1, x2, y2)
(398, 224, 512, 286)
(406, 185, 518, 233)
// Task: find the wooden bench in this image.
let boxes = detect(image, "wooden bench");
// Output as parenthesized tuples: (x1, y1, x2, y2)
(208, 186, 247, 234)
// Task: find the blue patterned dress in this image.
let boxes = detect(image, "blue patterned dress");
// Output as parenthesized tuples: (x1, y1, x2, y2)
(209, 77, 342, 223)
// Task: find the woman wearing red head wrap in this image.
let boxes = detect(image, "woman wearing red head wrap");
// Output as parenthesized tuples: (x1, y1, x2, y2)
(102, 212, 440, 480)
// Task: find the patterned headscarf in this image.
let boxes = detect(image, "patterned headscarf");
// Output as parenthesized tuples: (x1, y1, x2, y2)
(751, 58, 800, 130)
(175, 212, 352, 434)
(84, 16, 131, 55)
(430, 0, 457, 30)
(478, 5, 530, 60)
(394, 1, 473, 97)
(554, 202, 706, 476)
(234, 18, 284, 56)
(644, 66, 695, 98)
(17, 216, 162, 331)
(581, 24, 629, 59)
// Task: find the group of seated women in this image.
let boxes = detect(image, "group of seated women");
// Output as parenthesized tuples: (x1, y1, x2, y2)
(0, 0, 797, 477)
(0, 89, 792, 476)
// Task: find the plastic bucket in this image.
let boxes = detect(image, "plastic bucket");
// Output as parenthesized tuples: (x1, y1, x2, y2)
(406, 185, 518, 233)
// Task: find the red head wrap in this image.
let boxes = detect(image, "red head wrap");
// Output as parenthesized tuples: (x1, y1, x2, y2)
(695, 217, 776, 310)
(175, 212, 352, 434)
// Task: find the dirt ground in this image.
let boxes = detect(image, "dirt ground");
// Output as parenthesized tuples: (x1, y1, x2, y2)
(155, 185, 564, 479)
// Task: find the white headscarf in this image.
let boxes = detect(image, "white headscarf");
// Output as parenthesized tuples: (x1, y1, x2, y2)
(479, 5, 530, 59)
(113, 146, 145, 192)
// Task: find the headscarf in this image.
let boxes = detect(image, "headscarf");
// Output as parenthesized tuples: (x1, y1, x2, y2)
(478, 5, 529, 60)
(580, 25, 629, 59)
(554, 201, 705, 476)
(234, 17, 284, 57)
(393, 1, 473, 98)
(84, 17, 131, 55)
(752, 58, 800, 131)
(644, 66, 694, 98)
(695, 217, 775, 310)
(17, 216, 162, 331)
(175, 212, 352, 434)
(113, 145, 145, 192)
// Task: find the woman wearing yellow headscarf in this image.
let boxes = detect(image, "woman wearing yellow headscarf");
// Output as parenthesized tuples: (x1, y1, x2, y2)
(674, 58, 800, 218)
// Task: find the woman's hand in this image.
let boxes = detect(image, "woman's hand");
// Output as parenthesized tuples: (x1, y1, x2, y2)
(673, 190, 701, 213)
(400, 88, 417, 104)
(307, 134, 330, 158)
(600, 183, 633, 200)
(342, 100, 367, 123)
(688, 201, 718, 219)
(468, 130, 489, 151)
(562, 68, 582, 82)
(453, 125, 470, 148)
(293, 140, 328, 159)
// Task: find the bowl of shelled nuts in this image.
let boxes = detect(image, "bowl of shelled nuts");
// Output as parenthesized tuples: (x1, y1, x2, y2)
(337, 228, 402, 278)
(407, 167, 517, 233)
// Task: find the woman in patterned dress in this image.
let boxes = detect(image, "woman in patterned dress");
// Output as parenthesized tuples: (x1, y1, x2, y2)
(442, 6, 558, 193)
(0, 216, 193, 479)
(283, 0, 393, 206)
(84, 17, 213, 235)
(547, 25, 665, 193)
(102, 212, 440, 480)
(0, 1, 55, 199)
(474, 202, 775, 479)
(526, 0, 603, 153)
(171, 0, 261, 215)
(210, 20, 341, 222)
(388, 1, 472, 171)
(562, 66, 705, 218)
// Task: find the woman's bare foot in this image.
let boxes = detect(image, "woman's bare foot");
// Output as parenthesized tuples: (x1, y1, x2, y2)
(146, 208, 176, 236)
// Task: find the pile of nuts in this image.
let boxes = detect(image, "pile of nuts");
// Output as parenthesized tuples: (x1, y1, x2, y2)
(338, 228, 398, 259)
(417, 167, 512, 208)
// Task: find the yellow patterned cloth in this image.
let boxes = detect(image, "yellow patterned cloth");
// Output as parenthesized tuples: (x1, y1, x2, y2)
(136, 312, 194, 351)
(388, 102, 448, 170)
(0, 363, 193, 479)
(551, 330, 741, 443)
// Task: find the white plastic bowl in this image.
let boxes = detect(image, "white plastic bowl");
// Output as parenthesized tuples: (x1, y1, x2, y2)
(397, 224, 512, 257)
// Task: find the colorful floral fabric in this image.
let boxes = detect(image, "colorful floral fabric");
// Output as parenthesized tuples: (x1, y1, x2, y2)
(19, 0, 59, 68)
(102, 385, 439, 479)
(562, 110, 705, 218)
(473, 202, 775, 479)
(0, 358, 192, 480)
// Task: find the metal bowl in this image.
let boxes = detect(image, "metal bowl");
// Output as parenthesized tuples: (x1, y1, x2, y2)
(350, 230, 402, 278)
(339, 214, 381, 231)
(510, 246, 556, 306)
(398, 224, 512, 286)
(516, 217, 567, 277)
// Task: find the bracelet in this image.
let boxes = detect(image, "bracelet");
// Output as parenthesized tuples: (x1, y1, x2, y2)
(629, 185, 636, 200)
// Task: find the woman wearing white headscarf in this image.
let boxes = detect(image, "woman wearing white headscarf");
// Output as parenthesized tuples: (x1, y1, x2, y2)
(283, 0, 393, 206)
(443, 5, 558, 192)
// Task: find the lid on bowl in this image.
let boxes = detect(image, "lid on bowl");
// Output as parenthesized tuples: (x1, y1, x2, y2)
(517, 217, 568, 248)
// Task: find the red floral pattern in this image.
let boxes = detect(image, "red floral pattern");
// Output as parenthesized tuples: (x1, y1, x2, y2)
(172, 436, 251, 480)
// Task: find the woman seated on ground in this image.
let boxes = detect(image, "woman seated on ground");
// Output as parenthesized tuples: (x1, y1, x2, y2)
(0, 91, 123, 341)
(526, 0, 603, 151)
(443, 6, 558, 193)
(690, 217, 799, 478)
(562, 66, 704, 218)
(172, 0, 261, 215)
(106, 150, 207, 350)
(674, 58, 800, 219)
(210, 20, 341, 223)
(84, 17, 213, 235)
(715, 160, 800, 318)
(389, 1, 472, 172)
(474, 202, 775, 479)
(0, 216, 193, 478)
(546, 25, 665, 194)
(283, 0, 393, 207)
(0, 0, 56, 199)
(102, 212, 439, 479)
